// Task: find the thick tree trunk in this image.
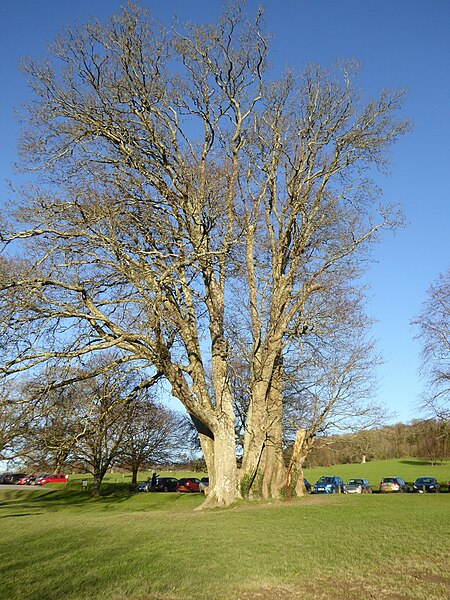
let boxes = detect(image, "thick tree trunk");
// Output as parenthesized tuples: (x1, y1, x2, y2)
(241, 349, 286, 498)
(197, 426, 215, 489)
(91, 470, 105, 498)
(199, 412, 240, 508)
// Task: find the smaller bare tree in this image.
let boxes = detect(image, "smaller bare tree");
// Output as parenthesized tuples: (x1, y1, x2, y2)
(118, 397, 187, 484)
(413, 266, 450, 421)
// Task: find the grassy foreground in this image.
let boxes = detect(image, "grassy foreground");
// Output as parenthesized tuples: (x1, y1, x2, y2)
(1, 460, 449, 600)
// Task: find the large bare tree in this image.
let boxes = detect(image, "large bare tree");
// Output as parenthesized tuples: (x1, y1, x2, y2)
(0, 2, 408, 505)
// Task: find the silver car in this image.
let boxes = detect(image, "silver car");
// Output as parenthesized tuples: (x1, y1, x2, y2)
(343, 478, 372, 494)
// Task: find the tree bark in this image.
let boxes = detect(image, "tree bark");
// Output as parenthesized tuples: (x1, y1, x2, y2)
(199, 412, 240, 508)
(286, 428, 310, 497)
(241, 348, 286, 498)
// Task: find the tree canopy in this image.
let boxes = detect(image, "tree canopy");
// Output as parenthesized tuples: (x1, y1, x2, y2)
(0, 2, 409, 505)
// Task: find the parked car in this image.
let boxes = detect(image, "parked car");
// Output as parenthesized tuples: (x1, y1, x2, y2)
(1, 473, 27, 484)
(17, 475, 37, 485)
(135, 482, 148, 492)
(151, 477, 179, 492)
(379, 477, 408, 493)
(313, 476, 344, 494)
(177, 478, 201, 493)
(199, 477, 209, 494)
(412, 477, 440, 493)
(35, 474, 68, 485)
(343, 478, 372, 494)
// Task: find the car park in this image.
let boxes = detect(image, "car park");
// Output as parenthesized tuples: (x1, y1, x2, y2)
(177, 477, 201, 493)
(35, 474, 68, 485)
(412, 477, 440, 493)
(379, 477, 408, 493)
(343, 478, 372, 494)
(313, 476, 344, 494)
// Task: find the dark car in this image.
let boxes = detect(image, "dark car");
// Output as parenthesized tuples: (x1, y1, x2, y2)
(177, 478, 201, 493)
(199, 477, 209, 494)
(379, 477, 408, 493)
(343, 478, 372, 494)
(1, 473, 27, 484)
(152, 477, 179, 492)
(412, 477, 440, 493)
(313, 476, 344, 494)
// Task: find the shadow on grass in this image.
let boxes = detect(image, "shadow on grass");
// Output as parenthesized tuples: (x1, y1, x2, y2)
(399, 459, 446, 466)
(0, 483, 205, 515)
(0, 512, 44, 518)
(0, 482, 138, 511)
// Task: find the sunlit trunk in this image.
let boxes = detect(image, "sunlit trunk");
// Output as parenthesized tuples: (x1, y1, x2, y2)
(241, 349, 286, 498)
(200, 411, 240, 508)
(286, 428, 310, 497)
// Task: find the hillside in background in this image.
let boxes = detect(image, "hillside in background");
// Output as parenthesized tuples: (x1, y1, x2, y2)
(303, 419, 449, 468)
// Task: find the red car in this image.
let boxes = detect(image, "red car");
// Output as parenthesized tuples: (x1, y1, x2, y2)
(176, 478, 201, 493)
(17, 475, 36, 485)
(35, 474, 68, 485)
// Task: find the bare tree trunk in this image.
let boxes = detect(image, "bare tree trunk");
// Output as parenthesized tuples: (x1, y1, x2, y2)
(285, 428, 310, 497)
(92, 470, 105, 498)
(200, 412, 240, 508)
(131, 465, 138, 485)
(241, 350, 286, 498)
(197, 427, 215, 489)
(261, 356, 287, 498)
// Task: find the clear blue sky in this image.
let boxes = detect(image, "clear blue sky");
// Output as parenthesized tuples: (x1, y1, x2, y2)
(1, 0, 449, 424)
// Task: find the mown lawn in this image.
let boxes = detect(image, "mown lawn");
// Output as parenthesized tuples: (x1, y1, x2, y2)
(1, 459, 449, 600)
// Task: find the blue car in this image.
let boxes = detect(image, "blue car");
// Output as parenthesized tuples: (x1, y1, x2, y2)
(313, 476, 344, 494)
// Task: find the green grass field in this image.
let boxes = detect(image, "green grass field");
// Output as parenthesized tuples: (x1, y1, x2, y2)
(1, 459, 449, 600)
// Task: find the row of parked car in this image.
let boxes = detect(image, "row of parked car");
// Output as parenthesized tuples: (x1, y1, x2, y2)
(136, 476, 209, 493)
(304, 475, 446, 494)
(2, 472, 446, 494)
(0, 473, 68, 486)
(137, 474, 445, 495)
